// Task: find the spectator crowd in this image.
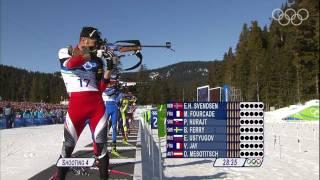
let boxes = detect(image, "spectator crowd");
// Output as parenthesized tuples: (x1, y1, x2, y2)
(0, 101, 67, 128)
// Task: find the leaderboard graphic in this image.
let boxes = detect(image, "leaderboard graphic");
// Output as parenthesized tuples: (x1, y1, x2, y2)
(166, 102, 264, 167)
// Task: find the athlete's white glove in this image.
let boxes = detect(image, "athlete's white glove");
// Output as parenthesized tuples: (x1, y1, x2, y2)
(97, 50, 116, 59)
(97, 49, 105, 58)
(99, 50, 117, 70)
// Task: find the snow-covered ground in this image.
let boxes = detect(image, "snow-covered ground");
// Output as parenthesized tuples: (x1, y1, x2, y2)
(0, 104, 319, 180)
(0, 124, 93, 180)
(0, 109, 144, 180)
(265, 99, 319, 122)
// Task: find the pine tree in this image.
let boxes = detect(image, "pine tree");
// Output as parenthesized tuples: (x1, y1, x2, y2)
(222, 47, 235, 86)
(235, 23, 250, 100)
(294, 0, 319, 101)
(248, 21, 267, 101)
(135, 64, 150, 104)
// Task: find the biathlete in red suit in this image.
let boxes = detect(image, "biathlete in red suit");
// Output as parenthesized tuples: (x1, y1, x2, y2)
(51, 27, 115, 180)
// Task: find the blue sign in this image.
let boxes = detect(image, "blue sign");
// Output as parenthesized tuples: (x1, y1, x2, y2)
(222, 85, 230, 102)
(151, 109, 158, 129)
(166, 102, 236, 158)
(165, 101, 265, 168)
(197, 86, 209, 102)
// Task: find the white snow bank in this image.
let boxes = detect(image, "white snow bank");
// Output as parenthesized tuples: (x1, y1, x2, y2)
(265, 99, 319, 123)
(0, 124, 93, 180)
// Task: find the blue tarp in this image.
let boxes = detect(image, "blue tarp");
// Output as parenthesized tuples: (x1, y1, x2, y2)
(0, 118, 6, 129)
(0, 117, 64, 129)
(25, 118, 34, 126)
(14, 118, 26, 127)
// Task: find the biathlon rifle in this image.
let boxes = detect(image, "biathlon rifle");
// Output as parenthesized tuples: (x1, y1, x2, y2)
(99, 40, 174, 71)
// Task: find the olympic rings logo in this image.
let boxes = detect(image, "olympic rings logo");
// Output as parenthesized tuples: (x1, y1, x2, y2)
(246, 158, 262, 166)
(272, 8, 309, 26)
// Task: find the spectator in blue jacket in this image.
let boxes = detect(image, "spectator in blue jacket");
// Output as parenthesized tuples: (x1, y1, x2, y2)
(23, 109, 32, 119)
(37, 108, 45, 119)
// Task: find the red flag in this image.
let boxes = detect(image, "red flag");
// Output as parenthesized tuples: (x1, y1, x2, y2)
(173, 151, 183, 157)
(173, 103, 183, 109)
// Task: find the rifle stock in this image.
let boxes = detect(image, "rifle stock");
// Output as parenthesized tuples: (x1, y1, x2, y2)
(118, 46, 141, 53)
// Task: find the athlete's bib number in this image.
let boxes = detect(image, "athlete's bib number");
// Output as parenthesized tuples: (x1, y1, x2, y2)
(61, 69, 98, 92)
(78, 78, 91, 87)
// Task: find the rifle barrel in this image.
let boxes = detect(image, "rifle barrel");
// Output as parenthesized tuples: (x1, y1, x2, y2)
(114, 42, 174, 51)
(141, 45, 169, 48)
